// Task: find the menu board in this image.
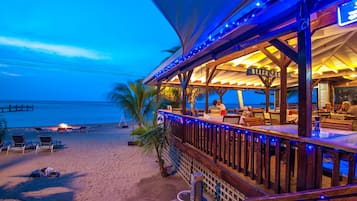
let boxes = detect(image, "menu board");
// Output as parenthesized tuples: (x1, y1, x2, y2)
(334, 87, 357, 104)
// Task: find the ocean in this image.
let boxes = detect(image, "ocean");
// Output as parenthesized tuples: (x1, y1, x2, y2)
(0, 100, 125, 128)
(0, 100, 282, 128)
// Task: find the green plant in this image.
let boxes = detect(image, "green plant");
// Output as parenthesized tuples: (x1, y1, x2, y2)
(137, 123, 170, 177)
(109, 79, 156, 128)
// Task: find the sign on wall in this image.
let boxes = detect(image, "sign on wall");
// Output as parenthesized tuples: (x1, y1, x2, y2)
(338, 0, 357, 26)
(246, 67, 280, 78)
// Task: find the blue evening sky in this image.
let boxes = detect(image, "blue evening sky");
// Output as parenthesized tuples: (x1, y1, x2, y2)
(0, 0, 179, 101)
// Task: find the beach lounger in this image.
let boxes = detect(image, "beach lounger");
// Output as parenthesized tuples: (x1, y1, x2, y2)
(0, 141, 10, 153)
(36, 136, 62, 153)
(72, 126, 87, 133)
(7, 135, 33, 154)
(34, 127, 53, 133)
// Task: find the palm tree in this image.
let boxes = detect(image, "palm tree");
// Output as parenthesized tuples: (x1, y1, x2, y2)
(109, 79, 156, 128)
(137, 123, 170, 177)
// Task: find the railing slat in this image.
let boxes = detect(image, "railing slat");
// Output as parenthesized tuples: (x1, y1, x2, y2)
(264, 137, 271, 189)
(315, 146, 323, 188)
(237, 132, 242, 172)
(332, 151, 340, 187)
(284, 141, 291, 193)
(256, 135, 263, 184)
(250, 133, 255, 179)
(306, 145, 316, 189)
(244, 133, 249, 176)
(348, 153, 356, 184)
(274, 139, 281, 193)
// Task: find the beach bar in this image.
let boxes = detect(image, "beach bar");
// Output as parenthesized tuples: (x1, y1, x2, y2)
(145, 0, 357, 200)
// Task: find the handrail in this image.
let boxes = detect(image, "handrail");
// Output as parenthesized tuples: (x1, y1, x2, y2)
(160, 110, 357, 153)
(245, 184, 357, 201)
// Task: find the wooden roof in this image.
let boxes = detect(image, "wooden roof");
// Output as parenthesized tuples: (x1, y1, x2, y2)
(160, 23, 357, 90)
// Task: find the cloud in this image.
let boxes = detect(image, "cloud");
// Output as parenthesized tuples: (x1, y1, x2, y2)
(0, 36, 109, 60)
(1, 71, 21, 77)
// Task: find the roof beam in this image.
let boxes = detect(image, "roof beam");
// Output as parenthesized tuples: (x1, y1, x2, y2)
(270, 39, 298, 63)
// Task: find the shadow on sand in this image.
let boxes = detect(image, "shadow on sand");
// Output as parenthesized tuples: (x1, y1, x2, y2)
(0, 172, 86, 201)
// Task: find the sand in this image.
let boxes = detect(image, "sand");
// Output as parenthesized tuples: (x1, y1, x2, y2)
(0, 124, 188, 201)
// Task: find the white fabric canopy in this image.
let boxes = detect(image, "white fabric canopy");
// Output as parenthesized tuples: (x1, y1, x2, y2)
(153, 0, 256, 55)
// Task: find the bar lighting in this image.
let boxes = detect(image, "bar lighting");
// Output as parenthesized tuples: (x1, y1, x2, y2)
(307, 144, 314, 151)
(153, 0, 271, 79)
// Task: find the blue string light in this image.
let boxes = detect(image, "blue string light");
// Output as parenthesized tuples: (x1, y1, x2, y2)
(320, 195, 325, 200)
(153, 0, 271, 79)
(307, 144, 314, 151)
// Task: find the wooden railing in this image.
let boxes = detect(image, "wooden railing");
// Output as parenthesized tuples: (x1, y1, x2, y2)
(161, 110, 357, 198)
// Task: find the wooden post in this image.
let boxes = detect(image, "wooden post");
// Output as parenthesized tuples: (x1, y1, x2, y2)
(205, 65, 217, 113)
(296, 0, 313, 192)
(280, 53, 290, 125)
(156, 82, 161, 107)
(265, 88, 270, 113)
(178, 70, 193, 115)
(297, 0, 312, 137)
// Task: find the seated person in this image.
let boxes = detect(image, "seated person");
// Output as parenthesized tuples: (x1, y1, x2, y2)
(319, 102, 332, 112)
(216, 99, 226, 116)
(349, 105, 357, 117)
(209, 100, 221, 116)
(338, 101, 352, 114)
(239, 106, 253, 125)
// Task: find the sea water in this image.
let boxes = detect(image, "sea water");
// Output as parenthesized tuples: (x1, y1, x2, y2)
(0, 100, 127, 128)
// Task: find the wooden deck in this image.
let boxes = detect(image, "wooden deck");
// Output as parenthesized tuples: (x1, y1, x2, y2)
(161, 110, 357, 200)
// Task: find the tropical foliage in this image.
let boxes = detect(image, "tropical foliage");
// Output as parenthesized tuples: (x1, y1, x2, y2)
(160, 87, 181, 108)
(137, 123, 170, 177)
(109, 79, 156, 128)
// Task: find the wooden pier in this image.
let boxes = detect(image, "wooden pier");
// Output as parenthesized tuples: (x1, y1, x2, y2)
(0, 105, 34, 113)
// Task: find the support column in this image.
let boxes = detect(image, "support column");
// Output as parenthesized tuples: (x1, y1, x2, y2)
(265, 88, 270, 113)
(297, 0, 312, 137)
(296, 0, 313, 192)
(205, 65, 217, 113)
(178, 70, 193, 115)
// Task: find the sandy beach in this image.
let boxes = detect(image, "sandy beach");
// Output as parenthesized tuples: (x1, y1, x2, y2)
(0, 123, 188, 201)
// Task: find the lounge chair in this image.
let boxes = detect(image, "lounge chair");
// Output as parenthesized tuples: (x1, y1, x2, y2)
(72, 126, 87, 133)
(0, 141, 10, 153)
(7, 135, 33, 154)
(34, 127, 53, 133)
(36, 136, 61, 153)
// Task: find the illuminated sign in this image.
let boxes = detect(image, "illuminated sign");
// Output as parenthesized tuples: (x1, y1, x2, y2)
(246, 68, 280, 78)
(338, 0, 357, 26)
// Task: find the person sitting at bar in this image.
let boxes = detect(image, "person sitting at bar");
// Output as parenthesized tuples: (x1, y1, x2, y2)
(350, 104, 357, 117)
(209, 100, 221, 116)
(216, 99, 226, 116)
(210, 100, 220, 110)
(337, 101, 352, 114)
(239, 106, 253, 124)
(320, 102, 332, 112)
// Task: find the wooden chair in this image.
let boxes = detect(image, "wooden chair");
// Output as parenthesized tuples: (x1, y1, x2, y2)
(223, 115, 240, 124)
(318, 111, 331, 119)
(320, 119, 355, 131)
(252, 108, 270, 125)
(243, 117, 265, 126)
(269, 112, 281, 125)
